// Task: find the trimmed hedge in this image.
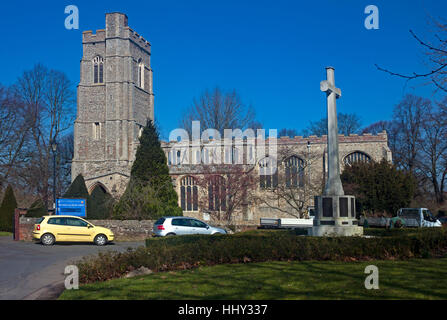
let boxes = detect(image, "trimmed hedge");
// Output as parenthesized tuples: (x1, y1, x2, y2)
(363, 227, 439, 238)
(76, 228, 447, 284)
(25, 199, 47, 217)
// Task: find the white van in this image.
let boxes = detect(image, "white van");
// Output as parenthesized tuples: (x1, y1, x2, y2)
(397, 208, 442, 228)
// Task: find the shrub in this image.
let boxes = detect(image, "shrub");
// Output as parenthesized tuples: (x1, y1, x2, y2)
(25, 199, 47, 217)
(76, 228, 447, 284)
(341, 159, 416, 215)
(112, 179, 182, 220)
(0, 185, 17, 232)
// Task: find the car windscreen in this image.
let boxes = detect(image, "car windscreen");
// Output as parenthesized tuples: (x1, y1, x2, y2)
(422, 209, 435, 221)
(37, 217, 45, 224)
(154, 217, 165, 225)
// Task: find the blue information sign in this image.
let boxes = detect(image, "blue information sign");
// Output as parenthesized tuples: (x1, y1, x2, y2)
(56, 198, 87, 217)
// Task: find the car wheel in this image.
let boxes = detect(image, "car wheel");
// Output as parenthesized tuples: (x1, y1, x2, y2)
(94, 234, 108, 246)
(165, 233, 176, 237)
(41, 233, 55, 246)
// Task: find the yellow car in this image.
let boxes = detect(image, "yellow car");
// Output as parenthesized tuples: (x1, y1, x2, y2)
(33, 215, 114, 246)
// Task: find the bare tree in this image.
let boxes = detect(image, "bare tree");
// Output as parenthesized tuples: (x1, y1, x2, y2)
(0, 85, 29, 189)
(416, 100, 447, 204)
(252, 144, 322, 218)
(338, 113, 363, 136)
(374, 18, 447, 204)
(180, 87, 259, 136)
(376, 19, 447, 92)
(12, 64, 75, 208)
(195, 164, 257, 224)
(278, 128, 299, 137)
(362, 120, 400, 162)
(301, 113, 362, 137)
(392, 94, 431, 173)
(380, 94, 447, 205)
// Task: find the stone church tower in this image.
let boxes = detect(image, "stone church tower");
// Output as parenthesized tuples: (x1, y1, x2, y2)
(71, 12, 154, 197)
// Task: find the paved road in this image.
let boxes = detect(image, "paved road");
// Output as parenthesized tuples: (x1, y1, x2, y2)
(0, 236, 144, 300)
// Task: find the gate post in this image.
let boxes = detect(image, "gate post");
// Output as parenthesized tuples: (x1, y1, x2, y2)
(13, 209, 20, 241)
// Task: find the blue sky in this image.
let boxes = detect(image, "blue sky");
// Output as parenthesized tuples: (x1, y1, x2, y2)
(0, 0, 446, 139)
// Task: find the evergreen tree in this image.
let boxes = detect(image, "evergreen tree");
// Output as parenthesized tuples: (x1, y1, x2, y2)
(130, 120, 171, 183)
(0, 185, 17, 232)
(89, 186, 114, 219)
(341, 159, 416, 216)
(63, 174, 93, 217)
(64, 174, 89, 199)
(114, 120, 182, 219)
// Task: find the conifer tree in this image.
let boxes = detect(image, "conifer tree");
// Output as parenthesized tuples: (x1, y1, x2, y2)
(63, 174, 93, 216)
(89, 186, 114, 219)
(64, 174, 89, 199)
(114, 120, 182, 219)
(0, 185, 17, 232)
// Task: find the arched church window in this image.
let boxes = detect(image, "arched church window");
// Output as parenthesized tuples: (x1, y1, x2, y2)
(208, 175, 226, 211)
(344, 151, 371, 166)
(259, 157, 278, 189)
(180, 176, 198, 211)
(93, 56, 104, 84)
(284, 155, 305, 188)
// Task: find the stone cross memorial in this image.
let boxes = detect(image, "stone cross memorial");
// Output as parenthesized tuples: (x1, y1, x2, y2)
(309, 67, 363, 237)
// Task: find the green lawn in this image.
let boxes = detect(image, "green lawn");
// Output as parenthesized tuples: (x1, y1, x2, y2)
(0, 231, 12, 237)
(59, 258, 447, 300)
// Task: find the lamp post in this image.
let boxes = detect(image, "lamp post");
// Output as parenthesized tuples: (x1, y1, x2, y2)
(307, 141, 311, 185)
(51, 140, 58, 210)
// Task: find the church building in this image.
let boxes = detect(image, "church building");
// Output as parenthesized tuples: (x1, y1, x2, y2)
(72, 13, 392, 224)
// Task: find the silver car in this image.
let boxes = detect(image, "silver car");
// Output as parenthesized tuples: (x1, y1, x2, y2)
(152, 216, 227, 237)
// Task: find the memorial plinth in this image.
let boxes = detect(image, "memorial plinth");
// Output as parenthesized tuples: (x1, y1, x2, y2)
(309, 67, 363, 237)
